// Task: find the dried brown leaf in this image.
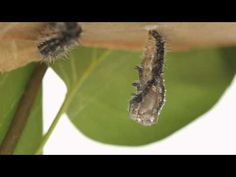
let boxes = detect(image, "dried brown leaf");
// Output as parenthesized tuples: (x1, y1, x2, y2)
(1, 22, 236, 72)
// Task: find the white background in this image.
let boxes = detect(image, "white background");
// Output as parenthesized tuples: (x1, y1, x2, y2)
(43, 68, 236, 155)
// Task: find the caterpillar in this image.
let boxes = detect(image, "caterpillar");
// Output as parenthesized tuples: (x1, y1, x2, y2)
(129, 30, 166, 126)
(37, 22, 82, 63)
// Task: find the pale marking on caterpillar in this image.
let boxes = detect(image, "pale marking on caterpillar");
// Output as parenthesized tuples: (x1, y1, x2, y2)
(129, 30, 166, 126)
(37, 22, 82, 63)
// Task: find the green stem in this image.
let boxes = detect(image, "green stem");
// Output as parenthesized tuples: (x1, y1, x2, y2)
(35, 50, 112, 155)
(35, 94, 70, 154)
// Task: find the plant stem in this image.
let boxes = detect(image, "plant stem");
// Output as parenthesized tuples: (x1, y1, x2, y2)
(35, 95, 70, 155)
(0, 63, 48, 155)
(35, 50, 112, 155)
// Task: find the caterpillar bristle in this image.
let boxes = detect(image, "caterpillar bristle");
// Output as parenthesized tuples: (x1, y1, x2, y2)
(135, 65, 143, 72)
(132, 82, 139, 87)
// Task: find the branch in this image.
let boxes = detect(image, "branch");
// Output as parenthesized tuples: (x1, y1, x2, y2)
(0, 63, 47, 154)
(1, 23, 236, 72)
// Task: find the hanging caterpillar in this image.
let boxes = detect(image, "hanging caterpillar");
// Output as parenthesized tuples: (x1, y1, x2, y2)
(129, 29, 166, 126)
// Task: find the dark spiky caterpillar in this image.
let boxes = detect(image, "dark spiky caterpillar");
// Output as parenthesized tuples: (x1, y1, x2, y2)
(37, 22, 82, 62)
(129, 30, 166, 126)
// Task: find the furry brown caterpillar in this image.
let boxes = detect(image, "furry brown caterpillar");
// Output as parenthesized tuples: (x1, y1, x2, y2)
(37, 22, 82, 62)
(129, 30, 166, 126)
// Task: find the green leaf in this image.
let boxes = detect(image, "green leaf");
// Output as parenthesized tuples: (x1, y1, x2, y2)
(0, 63, 42, 154)
(53, 46, 236, 146)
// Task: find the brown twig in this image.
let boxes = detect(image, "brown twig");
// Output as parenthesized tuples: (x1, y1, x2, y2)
(0, 63, 48, 154)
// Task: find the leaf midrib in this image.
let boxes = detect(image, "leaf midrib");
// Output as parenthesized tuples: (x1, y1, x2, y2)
(63, 50, 113, 112)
